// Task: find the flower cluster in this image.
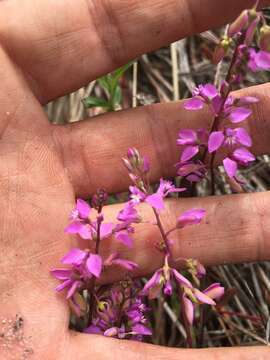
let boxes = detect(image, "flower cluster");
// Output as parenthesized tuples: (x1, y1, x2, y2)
(177, 4, 270, 190)
(179, 85, 257, 181)
(51, 148, 224, 341)
(84, 280, 152, 341)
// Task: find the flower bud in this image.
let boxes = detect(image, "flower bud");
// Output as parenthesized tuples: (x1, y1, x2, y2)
(104, 327, 119, 337)
(213, 36, 233, 64)
(228, 10, 249, 37)
(259, 25, 270, 52)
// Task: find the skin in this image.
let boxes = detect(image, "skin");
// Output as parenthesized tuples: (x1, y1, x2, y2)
(0, 0, 269, 358)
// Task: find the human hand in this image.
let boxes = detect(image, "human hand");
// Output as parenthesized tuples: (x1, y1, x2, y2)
(0, 0, 269, 359)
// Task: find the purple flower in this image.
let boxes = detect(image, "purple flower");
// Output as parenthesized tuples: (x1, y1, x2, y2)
(114, 202, 141, 248)
(177, 208, 206, 228)
(224, 128, 252, 148)
(65, 199, 113, 241)
(51, 268, 82, 299)
(115, 229, 134, 248)
(184, 84, 218, 111)
(223, 157, 238, 178)
(117, 202, 141, 224)
(86, 253, 102, 278)
(177, 161, 207, 183)
(146, 179, 185, 210)
(130, 179, 185, 212)
(104, 253, 138, 271)
(132, 324, 152, 336)
(184, 97, 204, 110)
(182, 294, 194, 326)
(51, 248, 104, 298)
(228, 107, 252, 123)
(248, 49, 270, 72)
(233, 147, 256, 165)
(182, 283, 224, 325)
(84, 281, 151, 341)
(203, 283, 225, 300)
(143, 257, 192, 299)
(208, 131, 225, 153)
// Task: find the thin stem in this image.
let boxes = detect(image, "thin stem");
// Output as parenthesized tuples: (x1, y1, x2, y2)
(88, 204, 103, 324)
(165, 226, 178, 238)
(210, 152, 216, 196)
(152, 207, 171, 257)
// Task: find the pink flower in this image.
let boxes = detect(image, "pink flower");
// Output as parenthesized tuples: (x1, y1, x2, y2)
(51, 248, 103, 298)
(104, 253, 138, 271)
(146, 179, 185, 210)
(248, 49, 270, 72)
(182, 283, 224, 325)
(130, 179, 185, 212)
(184, 84, 218, 111)
(142, 257, 192, 299)
(177, 208, 206, 228)
(177, 160, 207, 183)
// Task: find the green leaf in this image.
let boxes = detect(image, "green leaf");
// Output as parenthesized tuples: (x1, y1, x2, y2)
(82, 96, 110, 109)
(112, 85, 122, 108)
(113, 62, 133, 81)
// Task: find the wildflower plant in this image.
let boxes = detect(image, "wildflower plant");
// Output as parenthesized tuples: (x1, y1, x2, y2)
(52, 2, 269, 349)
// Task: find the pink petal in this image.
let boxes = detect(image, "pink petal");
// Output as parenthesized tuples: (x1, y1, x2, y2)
(184, 98, 204, 111)
(203, 283, 225, 300)
(182, 295, 194, 326)
(177, 208, 206, 228)
(66, 280, 81, 299)
(237, 96, 259, 105)
(86, 254, 102, 278)
(100, 223, 113, 239)
(208, 131, 224, 153)
(223, 157, 237, 178)
(181, 145, 199, 162)
(64, 221, 83, 234)
(235, 128, 252, 147)
(84, 325, 103, 334)
(201, 84, 218, 99)
(76, 199, 91, 219)
(104, 327, 119, 337)
(233, 148, 255, 164)
(61, 248, 87, 266)
(211, 95, 222, 114)
(113, 259, 138, 271)
(51, 269, 72, 280)
(177, 129, 197, 145)
(254, 50, 270, 70)
(146, 193, 164, 210)
(115, 231, 133, 248)
(143, 271, 162, 293)
(55, 279, 72, 292)
(194, 289, 216, 305)
(229, 107, 252, 123)
(132, 324, 152, 336)
(172, 269, 193, 289)
(78, 224, 92, 240)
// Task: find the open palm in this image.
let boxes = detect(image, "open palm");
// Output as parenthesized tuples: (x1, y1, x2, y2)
(0, 0, 270, 359)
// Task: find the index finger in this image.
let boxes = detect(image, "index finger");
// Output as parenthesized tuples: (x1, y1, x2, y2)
(0, 0, 269, 103)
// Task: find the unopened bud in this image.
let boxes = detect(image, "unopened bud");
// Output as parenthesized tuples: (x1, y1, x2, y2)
(213, 36, 232, 64)
(245, 16, 260, 46)
(104, 327, 119, 337)
(143, 156, 150, 173)
(259, 25, 270, 52)
(122, 158, 133, 172)
(228, 10, 249, 37)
